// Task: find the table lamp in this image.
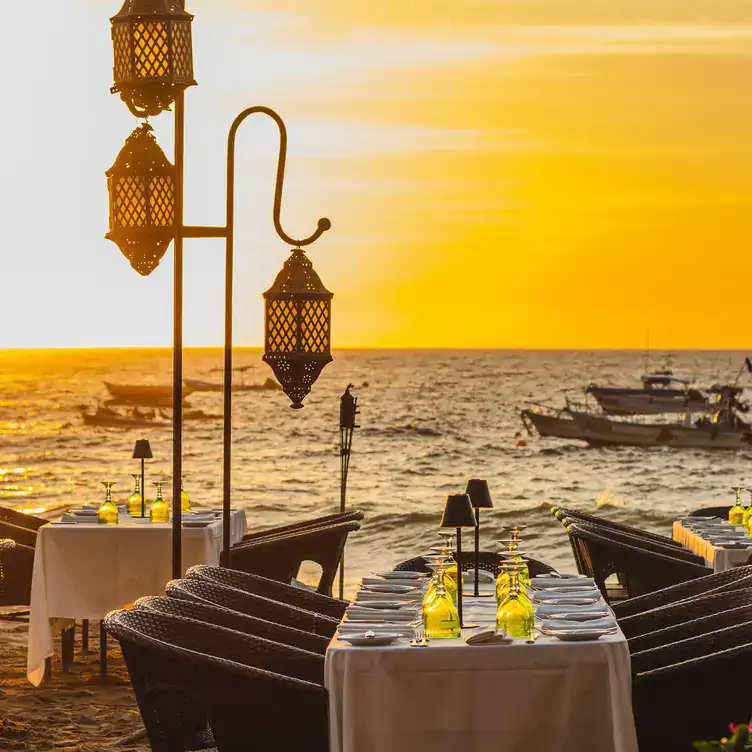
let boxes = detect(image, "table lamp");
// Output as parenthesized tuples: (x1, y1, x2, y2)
(465, 479, 494, 597)
(132, 439, 153, 518)
(440, 493, 477, 629)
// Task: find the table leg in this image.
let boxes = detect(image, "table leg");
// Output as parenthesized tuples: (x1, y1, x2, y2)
(100, 622, 107, 679)
(62, 627, 74, 673)
(44, 657, 52, 682)
(81, 619, 89, 654)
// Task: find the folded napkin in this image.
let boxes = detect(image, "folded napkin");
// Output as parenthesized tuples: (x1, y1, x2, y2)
(466, 628, 512, 646)
(532, 577, 596, 589)
(345, 607, 418, 621)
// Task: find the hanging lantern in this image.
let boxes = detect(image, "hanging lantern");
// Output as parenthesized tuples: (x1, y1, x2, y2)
(263, 248, 334, 409)
(110, 0, 196, 118)
(106, 123, 176, 276)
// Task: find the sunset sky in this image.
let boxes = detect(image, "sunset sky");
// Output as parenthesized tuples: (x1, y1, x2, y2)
(3, 0, 752, 348)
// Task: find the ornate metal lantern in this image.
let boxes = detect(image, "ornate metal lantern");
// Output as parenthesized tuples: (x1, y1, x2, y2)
(106, 123, 176, 276)
(263, 248, 334, 409)
(111, 0, 196, 118)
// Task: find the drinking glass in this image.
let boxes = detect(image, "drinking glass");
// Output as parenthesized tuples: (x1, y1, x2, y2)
(424, 568, 460, 639)
(422, 553, 454, 614)
(98, 481, 119, 526)
(150, 482, 170, 523)
(496, 568, 533, 638)
(181, 482, 192, 513)
(127, 474, 143, 517)
(730, 486, 745, 526)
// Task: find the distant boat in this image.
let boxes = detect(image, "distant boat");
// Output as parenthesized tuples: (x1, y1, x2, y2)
(81, 406, 171, 429)
(183, 377, 281, 393)
(104, 382, 195, 403)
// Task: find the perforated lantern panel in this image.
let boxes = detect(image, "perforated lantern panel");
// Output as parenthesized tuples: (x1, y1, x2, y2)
(106, 124, 176, 276)
(263, 248, 334, 408)
(110, 2, 195, 117)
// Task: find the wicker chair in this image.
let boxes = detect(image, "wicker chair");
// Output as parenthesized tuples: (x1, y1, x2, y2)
(393, 552, 556, 579)
(687, 505, 731, 519)
(612, 565, 752, 618)
(633, 642, 752, 751)
(0, 521, 38, 548)
(105, 608, 328, 752)
(135, 595, 330, 655)
(618, 588, 752, 639)
(170, 577, 339, 638)
(567, 523, 711, 602)
(227, 520, 361, 596)
(0, 506, 47, 531)
(552, 506, 681, 547)
(186, 565, 347, 619)
(0, 539, 33, 607)
(629, 597, 752, 654)
(241, 510, 365, 542)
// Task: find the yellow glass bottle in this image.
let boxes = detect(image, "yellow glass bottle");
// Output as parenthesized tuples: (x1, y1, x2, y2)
(127, 474, 144, 517)
(150, 482, 170, 523)
(444, 562, 461, 605)
(496, 571, 533, 638)
(181, 482, 192, 513)
(744, 491, 752, 531)
(98, 481, 119, 526)
(729, 486, 745, 526)
(424, 571, 461, 639)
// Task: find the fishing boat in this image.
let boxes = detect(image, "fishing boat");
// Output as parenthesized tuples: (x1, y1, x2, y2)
(104, 382, 195, 403)
(81, 405, 171, 429)
(183, 368, 281, 393)
(521, 389, 752, 450)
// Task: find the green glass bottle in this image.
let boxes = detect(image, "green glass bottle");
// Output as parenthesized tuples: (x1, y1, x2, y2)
(181, 482, 192, 513)
(424, 570, 461, 639)
(496, 570, 532, 639)
(730, 486, 745, 526)
(150, 482, 170, 523)
(127, 474, 143, 517)
(98, 481, 119, 526)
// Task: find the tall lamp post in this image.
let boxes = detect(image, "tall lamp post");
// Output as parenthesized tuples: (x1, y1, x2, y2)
(106, 1, 334, 577)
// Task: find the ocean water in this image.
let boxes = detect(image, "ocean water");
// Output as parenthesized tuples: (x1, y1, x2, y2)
(1, 348, 750, 590)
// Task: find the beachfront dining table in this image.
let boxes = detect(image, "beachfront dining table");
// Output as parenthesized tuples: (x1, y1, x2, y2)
(26, 509, 247, 686)
(325, 585, 639, 752)
(672, 520, 752, 572)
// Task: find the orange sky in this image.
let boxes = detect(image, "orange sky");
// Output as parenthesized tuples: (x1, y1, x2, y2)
(2, 0, 752, 349)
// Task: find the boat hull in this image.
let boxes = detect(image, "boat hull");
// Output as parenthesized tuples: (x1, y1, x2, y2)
(105, 382, 195, 402)
(81, 412, 170, 429)
(587, 386, 706, 416)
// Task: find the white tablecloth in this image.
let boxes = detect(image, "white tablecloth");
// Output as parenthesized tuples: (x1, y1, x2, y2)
(672, 521, 752, 572)
(27, 510, 247, 686)
(326, 593, 638, 752)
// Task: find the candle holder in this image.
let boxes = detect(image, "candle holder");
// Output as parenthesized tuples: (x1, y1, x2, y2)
(465, 479, 494, 597)
(132, 439, 153, 518)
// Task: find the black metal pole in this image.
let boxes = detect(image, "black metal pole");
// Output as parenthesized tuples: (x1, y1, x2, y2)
(140, 458, 145, 518)
(474, 507, 480, 597)
(172, 91, 185, 580)
(456, 526, 463, 628)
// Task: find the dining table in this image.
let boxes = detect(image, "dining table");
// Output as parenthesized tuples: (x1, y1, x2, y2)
(27, 508, 247, 686)
(325, 581, 639, 752)
(672, 519, 752, 572)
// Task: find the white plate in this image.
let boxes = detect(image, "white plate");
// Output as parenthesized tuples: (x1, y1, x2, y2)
(532, 577, 596, 589)
(540, 617, 617, 630)
(339, 623, 414, 636)
(533, 594, 602, 606)
(373, 571, 426, 580)
(182, 520, 212, 528)
(353, 600, 413, 610)
(345, 608, 418, 622)
(546, 628, 617, 642)
(337, 632, 402, 646)
(534, 573, 587, 580)
(361, 583, 422, 594)
(535, 604, 612, 620)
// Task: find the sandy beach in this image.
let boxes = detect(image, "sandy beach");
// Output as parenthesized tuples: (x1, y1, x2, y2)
(0, 619, 148, 751)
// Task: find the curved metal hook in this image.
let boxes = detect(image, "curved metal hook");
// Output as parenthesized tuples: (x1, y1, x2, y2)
(227, 105, 331, 247)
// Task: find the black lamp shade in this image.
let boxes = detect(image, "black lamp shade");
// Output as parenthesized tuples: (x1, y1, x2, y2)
(132, 438, 153, 459)
(465, 479, 493, 509)
(440, 494, 476, 529)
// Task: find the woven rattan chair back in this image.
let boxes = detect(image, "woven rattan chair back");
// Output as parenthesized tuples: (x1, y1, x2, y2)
(612, 565, 752, 618)
(393, 552, 556, 579)
(0, 521, 37, 549)
(555, 506, 680, 547)
(687, 505, 732, 519)
(242, 509, 365, 543)
(105, 608, 328, 752)
(136, 595, 330, 654)
(0, 539, 33, 607)
(0, 506, 47, 531)
(229, 520, 361, 596)
(168, 576, 339, 638)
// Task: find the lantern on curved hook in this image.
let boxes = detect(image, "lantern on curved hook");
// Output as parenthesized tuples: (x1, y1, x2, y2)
(110, 0, 196, 118)
(106, 123, 176, 276)
(263, 248, 333, 409)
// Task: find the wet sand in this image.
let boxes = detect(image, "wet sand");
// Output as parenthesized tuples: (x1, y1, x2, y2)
(0, 619, 149, 751)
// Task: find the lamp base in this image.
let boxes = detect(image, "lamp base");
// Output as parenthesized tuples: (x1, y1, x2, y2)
(464, 591, 494, 598)
(461, 623, 479, 630)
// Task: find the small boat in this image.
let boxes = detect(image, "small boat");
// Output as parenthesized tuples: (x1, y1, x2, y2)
(81, 406, 171, 429)
(183, 377, 281, 393)
(104, 382, 195, 403)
